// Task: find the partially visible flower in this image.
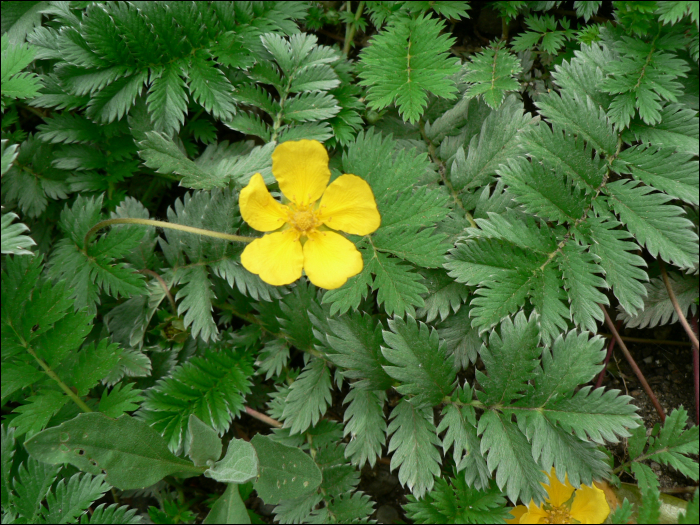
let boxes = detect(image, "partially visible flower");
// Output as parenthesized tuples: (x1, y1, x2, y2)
(507, 469, 610, 524)
(239, 139, 380, 289)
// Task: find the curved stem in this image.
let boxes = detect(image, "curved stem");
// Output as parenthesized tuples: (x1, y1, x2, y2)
(601, 305, 665, 423)
(84, 218, 255, 253)
(659, 260, 699, 352)
(138, 269, 177, 314)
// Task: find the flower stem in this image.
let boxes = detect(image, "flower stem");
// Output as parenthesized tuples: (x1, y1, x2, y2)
(659, 260, 699, 352)
(601, 305, 665, 423)
(343, 1, 365, 56)
(138, 269, 177, 314)
(84, 218, 255, 253)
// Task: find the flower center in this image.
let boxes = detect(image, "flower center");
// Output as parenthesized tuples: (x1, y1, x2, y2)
(289, 206, 319, 235)
(543, 506, 572, 524)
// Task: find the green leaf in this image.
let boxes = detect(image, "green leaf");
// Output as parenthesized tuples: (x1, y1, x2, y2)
(535, 89, 617, 156)
(521, 123, 606, 193)
(188, 415, 223, 467)
(342, 388, 387, 468)
(358, 14, 460, 123)
(322, 312, 393, 391)
(42, 472, 111, 524)
(206, 438, 258, 484)
(478, 410, 548, 505)
(619, 145, 699, 205)
(281, 358, 332, 435)
(11, 457, 61, 523)
(97, 383, 143, 419)
(1, 35, 42, 106)
(139, 346, 253, 453)
(605, 179, 699, 270)
(633, 407, 699, 480)
(625, 104, 699, 156)
(387, 399, 442, 499)
(500, 157, 588, 224)
(586, 217, 648, 317)
(251, 434, 322, 505)
(86, 71, 148, 123)
(25, 413, 201, 490)
(382, 315, 457, 406)
(369, 251, 427, 318)
(464, 42, 522, 109)
(558, 242, 609, 333)
(174, 266, 218, 342)
(449, 97, 532, 192)
(618, 272, 699, 329)
(138, 131, 228, 190)
(203, 484, 250, 525)
(417, 269, 470, 323)
(476, 312, 541, 406)
(188, 51, 236, 120)
(283, 91, 340, 122)
(1, 212, 36, 255)
(404, 476, 511, 525)
(147, 62, 188, 135)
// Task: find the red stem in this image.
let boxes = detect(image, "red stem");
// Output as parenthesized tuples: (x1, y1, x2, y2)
(601, 305, 666, 423)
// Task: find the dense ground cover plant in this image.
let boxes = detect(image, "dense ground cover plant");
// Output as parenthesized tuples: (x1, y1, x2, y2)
(1, 1, 698, 523)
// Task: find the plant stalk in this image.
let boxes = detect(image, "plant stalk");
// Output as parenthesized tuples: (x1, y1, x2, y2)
(659, 260, 699, 352)
(245, 406, 282, 428)
(602, 305, 665, 423)
(84, 218, 255, 253)
(343, 1, 365, 56)
(25, 344, 93, 413)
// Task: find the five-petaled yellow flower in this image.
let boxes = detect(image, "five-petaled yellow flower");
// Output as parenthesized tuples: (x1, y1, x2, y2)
(507, 469, 610, 524)
(239, 140, 381, 289)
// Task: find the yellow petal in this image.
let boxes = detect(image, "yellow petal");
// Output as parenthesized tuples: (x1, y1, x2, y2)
(506, 505, 528, 524)
(318, 174, 381, 235)
(239, 173, 289, 232)
(272, 139, 330, 207)
(543, 469, 575, 507)
(241, 230, 303, 286)
(302, 230, 363, 289)
(520, 501, 547, 524)
(570, 484, 610, 524)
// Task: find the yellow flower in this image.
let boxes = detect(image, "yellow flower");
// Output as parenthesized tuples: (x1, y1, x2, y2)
(239, 139, 381, 289)
(507, 470, 610, 524)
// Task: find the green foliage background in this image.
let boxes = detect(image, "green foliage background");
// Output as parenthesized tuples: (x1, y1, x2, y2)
(1, 1, 698, 524)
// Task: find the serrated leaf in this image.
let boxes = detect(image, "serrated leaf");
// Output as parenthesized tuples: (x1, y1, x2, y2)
(387, 399, 442, 499)
(147, 62, 188, 135)
(358, 14, 460, 123)
(369, 251, 427, 317)
(342, 388, 387, 468)
(323, 312, 392, 391)
(281, 358, 332, 435)
(606, 180, 698, 270)
(1, 212, 36, 255)
(382, 315, 457, 406)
